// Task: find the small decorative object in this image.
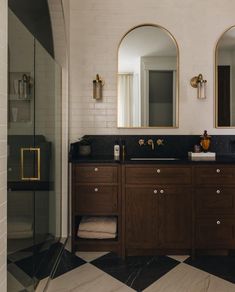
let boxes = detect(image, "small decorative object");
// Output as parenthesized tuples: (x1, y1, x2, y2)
(78, 137, 91, 156)
(190, 73, 207, 99)
(200, 130, 211, 152)
(194, 145, 201, 153)
(93, 74, 104, 100)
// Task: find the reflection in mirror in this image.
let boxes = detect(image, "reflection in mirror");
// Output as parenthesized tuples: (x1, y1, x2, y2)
(118, 25, 178, 128)
(216, 26, 235, 127)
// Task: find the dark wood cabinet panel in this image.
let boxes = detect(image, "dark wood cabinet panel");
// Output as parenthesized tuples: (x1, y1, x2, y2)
(195, 187, 235, 216)
(125, 165, 192, 185)
(74, 165, 118, 184)
(71, 164, 121, 256)
(158, 187, 192, 248)
(125, 187, 157, 249)
(194, 166, 235, 185)
(75, 185, 118, 214)
(195, 217, 235, 248)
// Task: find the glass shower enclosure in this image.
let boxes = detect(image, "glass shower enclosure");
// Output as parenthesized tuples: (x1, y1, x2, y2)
(7, 9, 62, 291)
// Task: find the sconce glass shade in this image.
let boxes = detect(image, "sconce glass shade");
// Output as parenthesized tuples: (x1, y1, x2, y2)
(190, 74, 207, 99)
(197, 80, 207, 99)
(93, 74, 103, 100)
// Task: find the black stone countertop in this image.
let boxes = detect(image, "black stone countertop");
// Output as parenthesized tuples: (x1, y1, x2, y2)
(70, 155, 235, 164)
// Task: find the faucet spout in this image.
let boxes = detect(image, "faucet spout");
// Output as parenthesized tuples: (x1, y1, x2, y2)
(147, 139, 154, 150)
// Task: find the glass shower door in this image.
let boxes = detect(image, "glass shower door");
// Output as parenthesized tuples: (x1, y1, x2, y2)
(7, 9, 62, 291)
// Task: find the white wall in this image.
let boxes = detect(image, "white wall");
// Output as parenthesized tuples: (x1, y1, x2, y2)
(69, 0, 235, 141)
(0, 0, 7, 291)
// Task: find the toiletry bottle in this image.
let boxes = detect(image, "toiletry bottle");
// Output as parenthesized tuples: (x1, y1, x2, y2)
(114, 140, 120, 160)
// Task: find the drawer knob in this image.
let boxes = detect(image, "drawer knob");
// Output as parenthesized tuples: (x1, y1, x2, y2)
(217, 220, 221, 225)
(160, 189, 164, 194)
(216, 169, 221, 173)
(156, 169, 161, 173)
(216, 189, 221, 194)
(153, 189, 158, 194)
(94, 188, 98, 192)
(94, 168, 98, 172)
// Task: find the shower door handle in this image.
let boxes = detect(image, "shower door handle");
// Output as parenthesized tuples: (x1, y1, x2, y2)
(21, 148, 41, 181)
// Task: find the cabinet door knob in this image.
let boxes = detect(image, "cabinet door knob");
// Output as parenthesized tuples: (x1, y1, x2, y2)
(153, 189, 158, 194)
(94, 188, 98, 192)
(160, 189, 164, 194)
(216, 220, 221, 225)
(156, 169, 161, 173)
(216, 169, 221, 173)
(94, 167, 98, 172)
(8, 168, 12, 172)
(216, 189, 221, 194)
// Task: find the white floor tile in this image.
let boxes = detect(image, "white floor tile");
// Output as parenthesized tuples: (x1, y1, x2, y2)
(75, 251, 109, 262)
(167, 255, 190, 262)
(143, 263, 235, 292)
(35, 277, 49, 292)
(46, 263, 135, 292)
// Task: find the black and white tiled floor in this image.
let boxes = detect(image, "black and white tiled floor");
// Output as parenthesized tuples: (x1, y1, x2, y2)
(35, 251, 235, 292)
(7, 241, 63, 292)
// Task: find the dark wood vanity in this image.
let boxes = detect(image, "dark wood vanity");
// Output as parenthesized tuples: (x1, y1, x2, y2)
(71, 161, 235, 257)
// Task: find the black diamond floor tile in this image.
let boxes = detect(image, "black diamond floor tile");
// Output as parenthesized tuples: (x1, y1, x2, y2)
(15, 242, 63, 280)
(185, 256, 235, 284)
(53, 249, 86, 279)
(91, 253, 180, 292)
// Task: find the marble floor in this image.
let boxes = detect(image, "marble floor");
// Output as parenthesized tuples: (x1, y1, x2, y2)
(35, 251, 235, 292)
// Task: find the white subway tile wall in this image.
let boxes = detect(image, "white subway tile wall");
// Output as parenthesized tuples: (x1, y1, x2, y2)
(0, 0, 7, 291)
(69, 0, 235, 141)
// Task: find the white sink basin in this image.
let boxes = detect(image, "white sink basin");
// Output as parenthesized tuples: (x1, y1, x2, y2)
(130, 157, 179, 161)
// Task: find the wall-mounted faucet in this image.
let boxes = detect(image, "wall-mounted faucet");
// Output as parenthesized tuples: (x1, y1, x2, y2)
(138, 138, 165, 150)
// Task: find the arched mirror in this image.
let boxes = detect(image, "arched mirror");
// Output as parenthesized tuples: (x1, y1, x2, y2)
(117, 25, 179, 128)
(216, 26, 235, 127)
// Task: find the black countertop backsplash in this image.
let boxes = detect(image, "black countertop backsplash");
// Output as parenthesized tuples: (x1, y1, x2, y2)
(70, 135, 235, 163)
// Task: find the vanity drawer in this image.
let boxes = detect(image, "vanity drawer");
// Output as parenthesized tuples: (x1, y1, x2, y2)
(194, 166, 235, 185)
(73, 165, 118, 184)
(75, 185, 118, 214)
(195, 187, 235, 216)
(125, 165, 192, 185)
(195, 217, 235, 248)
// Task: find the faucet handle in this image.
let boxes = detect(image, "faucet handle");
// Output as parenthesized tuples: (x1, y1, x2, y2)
(156, 139, 164, 146)
(138, 139, 145, 146)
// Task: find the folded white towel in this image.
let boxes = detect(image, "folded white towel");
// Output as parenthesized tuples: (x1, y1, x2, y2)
(79, 216, 117, 234)
(8, 216, 33, 233)
(77, 230, 116, 239)
(7, 230, 33, 239)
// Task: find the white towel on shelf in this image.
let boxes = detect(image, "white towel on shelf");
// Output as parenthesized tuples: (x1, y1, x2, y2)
(77, 230, 117, 239)
(78, 216, 117, 234)
(7, 216, 33, 239)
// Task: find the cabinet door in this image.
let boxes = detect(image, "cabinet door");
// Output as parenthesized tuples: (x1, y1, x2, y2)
(125, 187, 157, 249)
(158, 187, 192, 248)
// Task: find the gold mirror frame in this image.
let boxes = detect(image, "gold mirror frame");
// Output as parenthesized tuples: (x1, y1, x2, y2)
(117, 24, 180, 129)
(215, 25, 235, 128)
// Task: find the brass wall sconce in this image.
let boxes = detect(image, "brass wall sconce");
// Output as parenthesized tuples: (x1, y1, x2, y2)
(93, 74, 104, 100)
(190, 73, 207, 99)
